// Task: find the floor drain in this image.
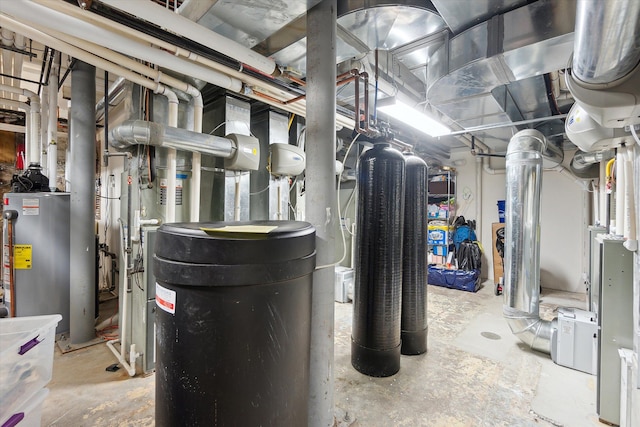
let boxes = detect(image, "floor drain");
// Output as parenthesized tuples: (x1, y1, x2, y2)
(481, 331, 501, 340)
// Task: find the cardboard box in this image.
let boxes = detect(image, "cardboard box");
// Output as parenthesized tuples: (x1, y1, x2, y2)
(492, 222, 505, 284)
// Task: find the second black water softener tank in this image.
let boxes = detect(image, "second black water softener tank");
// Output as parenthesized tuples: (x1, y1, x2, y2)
(401, 153, 428, 355)
(352, 142, 406, 377)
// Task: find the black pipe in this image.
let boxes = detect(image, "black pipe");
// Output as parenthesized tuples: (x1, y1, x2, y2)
(37, 46, 49, 97)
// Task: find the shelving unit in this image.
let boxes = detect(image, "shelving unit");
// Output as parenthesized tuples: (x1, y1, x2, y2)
(427, 169, 456, 265)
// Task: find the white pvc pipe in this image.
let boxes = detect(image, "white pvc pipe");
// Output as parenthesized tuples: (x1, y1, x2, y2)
(1, 29, 14, 100)
(1, 1, 242, 92)
(12, 33, 25, 103)
(600, 160, 607, 227)
(475, 157, 482, 261)
(0, 98, 29, 112)
(166, 91, 179, 223)
(40, 83, 48, 174)
(99, 0, 277, 76)
(0, 83, 40, 166)
(615, 151, 625, 236)
(189, 89, 203, 222)
(27, 0, 356, 130)
(0, 16, 177, 106)
(623, 146, 637, 251)
(107, 219, 138, 377)
(47, 52, 60, 191)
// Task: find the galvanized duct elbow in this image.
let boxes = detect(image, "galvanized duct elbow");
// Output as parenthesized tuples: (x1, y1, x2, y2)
(503, 129, 557, 354)
(570, 149, 615, 179)
(109, 120, 235, 158)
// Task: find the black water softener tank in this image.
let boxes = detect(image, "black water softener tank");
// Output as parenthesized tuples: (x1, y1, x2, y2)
(153, 221, 315, 426)
(352, 142, 406, 377)
(401, 152, 428, 355)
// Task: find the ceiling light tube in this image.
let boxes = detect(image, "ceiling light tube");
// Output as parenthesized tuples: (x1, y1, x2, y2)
(377, 97, 450, 137)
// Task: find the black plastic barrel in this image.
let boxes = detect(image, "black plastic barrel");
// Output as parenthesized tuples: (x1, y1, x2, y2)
(153, 221, 315, 427)
(401, 153, 428, 355)
(352, 142, 406, 377)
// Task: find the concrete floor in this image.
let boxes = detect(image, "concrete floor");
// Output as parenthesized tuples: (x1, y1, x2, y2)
(39, 281, 608, 426)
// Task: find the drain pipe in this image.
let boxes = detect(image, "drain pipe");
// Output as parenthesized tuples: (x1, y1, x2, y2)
(187, 88, 203, 221)
(162, 88, 179, 223)
(503, 129, 557, 354)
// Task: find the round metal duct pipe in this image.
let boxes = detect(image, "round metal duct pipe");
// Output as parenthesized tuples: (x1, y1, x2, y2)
(352, 142, 405, 377)
(503, 129, 557, 354)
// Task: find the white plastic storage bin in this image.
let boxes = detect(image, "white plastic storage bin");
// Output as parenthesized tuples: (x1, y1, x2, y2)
(0, 388, 49, 427)
(0, 315, 61, 425)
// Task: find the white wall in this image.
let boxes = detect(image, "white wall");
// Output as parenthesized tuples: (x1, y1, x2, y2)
(451, 149, 587, 293)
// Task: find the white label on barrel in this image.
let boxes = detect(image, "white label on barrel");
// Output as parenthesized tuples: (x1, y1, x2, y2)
(156, 283, 176, 315)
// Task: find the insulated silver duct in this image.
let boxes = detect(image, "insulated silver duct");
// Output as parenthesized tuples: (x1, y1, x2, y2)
(572, 0, 640, 86)
(503, 129, 557, 354)
(110, 120, 235, 158)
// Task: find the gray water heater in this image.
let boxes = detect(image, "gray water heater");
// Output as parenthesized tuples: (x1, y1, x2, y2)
(2, 192, 71, 333)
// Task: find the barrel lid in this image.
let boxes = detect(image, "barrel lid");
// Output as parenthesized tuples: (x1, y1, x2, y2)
(155, 220, 315, 264)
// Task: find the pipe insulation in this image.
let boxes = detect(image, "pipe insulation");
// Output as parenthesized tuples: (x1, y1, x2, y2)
(623, 146, 638, 251)
(503, 129, 557, 354)
(616, 151, 625, 235)
(0, 16, 181, 103)
(109, 120, 235, 159)
(0, 84, 40, 165)
(0, 0, 242, 92)
(47, 52, 60, 191)
(98, 0, 277, 76)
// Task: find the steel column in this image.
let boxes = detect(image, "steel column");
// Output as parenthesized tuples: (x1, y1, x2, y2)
(306, 1, 337, 425)
(69, 61, 96, 343)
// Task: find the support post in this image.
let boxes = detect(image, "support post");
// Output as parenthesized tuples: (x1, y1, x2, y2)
(69, 61, 96, 343)
(306, 1, 337, 426)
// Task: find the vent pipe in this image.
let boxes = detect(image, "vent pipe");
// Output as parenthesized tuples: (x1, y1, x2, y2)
(110, 120, 235, 158)
(572, 0, 640, 86)
(503, 129, 557, 354)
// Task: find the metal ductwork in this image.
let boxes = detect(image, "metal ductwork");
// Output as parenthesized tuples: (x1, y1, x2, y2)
(110, 120, 260, 171)
(110, 120, 234, 158)
(570, 149, 615, 179)
(572, 0, 640, 86)
(426, 0, 575, 146)
(565, 0, 640, 130)
(503, 129, 557, 354)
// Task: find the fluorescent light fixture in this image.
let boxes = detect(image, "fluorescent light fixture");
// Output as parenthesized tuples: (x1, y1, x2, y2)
(377, 98, 451, 137)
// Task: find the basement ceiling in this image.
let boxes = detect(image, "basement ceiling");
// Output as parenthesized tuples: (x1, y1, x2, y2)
(0, 0, 574, 161)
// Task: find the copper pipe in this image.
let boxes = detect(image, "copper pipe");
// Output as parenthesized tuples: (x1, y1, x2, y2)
(283, 73, 307, 87)
(253, 90, 287, 105)
(284, 93, 307, 105)
(337, 69, 358, 81)
(336, 75, 357, 87)
(7, 217, 15, 317)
